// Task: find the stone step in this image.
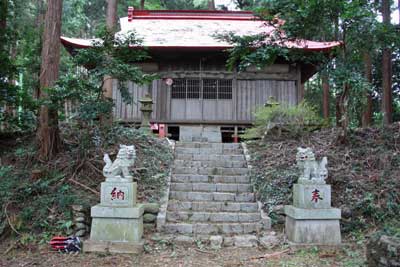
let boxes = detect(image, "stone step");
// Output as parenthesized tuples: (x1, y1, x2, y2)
(170, 182, 252, 193)
(173, 159, 247, 168)
(167, 201, 259, 213)
(166, 211, 261, 223)
(174, 147, 243, 156)
(173, 167, 249, 176)
(176, 142, 242, 149)
(169, 191, 255, 202)
(172, 174, 250, 184)
(175, 153, 246, 161)
(163, 222, 262, 235)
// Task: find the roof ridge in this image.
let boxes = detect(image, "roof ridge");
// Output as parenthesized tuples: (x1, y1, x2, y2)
(127, 7, 256, 22)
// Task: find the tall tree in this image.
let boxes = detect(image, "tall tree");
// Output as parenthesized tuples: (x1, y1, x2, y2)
(102, 0, 118, 124)
(37, 0, 63, 160)
(381, 0, 392, 125)
(362, 52, 373, 127)
(322, 74, 330, 120)
(208, 0, 215, 10)
(0, 0, 6, 30)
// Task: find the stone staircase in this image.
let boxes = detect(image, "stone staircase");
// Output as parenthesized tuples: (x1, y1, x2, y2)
(162, 141, 270, 237)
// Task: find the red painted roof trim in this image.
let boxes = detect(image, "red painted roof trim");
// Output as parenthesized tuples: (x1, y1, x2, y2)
(128, 9, 257, 21)
(128, 16, 257, 20)
(131, 10, 253, 15)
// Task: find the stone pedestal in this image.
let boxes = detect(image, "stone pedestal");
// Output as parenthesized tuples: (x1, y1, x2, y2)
(84, 180, 144, 254)
(285, 183, 341, 245)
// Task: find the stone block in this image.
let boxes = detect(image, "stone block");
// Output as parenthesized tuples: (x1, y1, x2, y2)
(235, 193, 254, 202)
(243, 222, 262, 233)
(171, 183, 193, 191)
(90, 215, 143, 243)
(237, 184, 251, 192)
(216, 183, 238, 192)
(237, 213, 260, 222)
(235, 176, 250, 183)
(91, 205, 144, 218)
(142, 203, 160, 214)
(213, 175, 236, 183)
(210, 213, 238, 222)
(84, 240, 144, 254)
(193, 183, 217, 192)
(192, 202, 221, 211)
(284, 205, 341, 220)
(223, 202, 241, 212)
(143, 213, 157, 223)
(213, 192, 235, 201)
(169, 191, 188, 201)
(293, 184, 331, 209)
(210, 235, 223, 249)
(188, 192, 213, 201)
(221, 223, 243, 234)
(260, 211, 272, 230)
(259, 233, 280, 248)
(234, 235, 258, 247)
(223, 236, 235, 246)
(367, 234, 400, 267)
(189, 212, 210, 222)
(285, 216, 341, 245)
(167, 211, 188, 222)
(164, 223, 193, 234)
(174, 235, 195, 244)
(194, 224, 219, 234)
(100, 181, 137, 207)
(240, 203, 258, 212)
(168, 201, 192, 211)
(232, 161, 247, 168)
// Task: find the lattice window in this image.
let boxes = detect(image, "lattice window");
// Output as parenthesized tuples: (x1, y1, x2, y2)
(186, 79, 200, 99)
(218, 79, 233, 99)
(171, 79, 186, 99)
(171, 78, 232, 100)
(203, 79, 218, 99)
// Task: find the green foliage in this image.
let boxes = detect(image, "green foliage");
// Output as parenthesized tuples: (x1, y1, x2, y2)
(54, 28, 157, 124)
(0, 163, 82, 237)
(224, 0, 400, 129)
(243, 101, 323, 139)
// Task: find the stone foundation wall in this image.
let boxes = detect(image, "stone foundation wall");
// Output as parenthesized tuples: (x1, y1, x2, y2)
(367, 234, 400, 267)
(142, 203, 160, 230)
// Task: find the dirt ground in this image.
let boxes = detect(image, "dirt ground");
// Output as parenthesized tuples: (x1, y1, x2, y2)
(1, 238, 366, 267)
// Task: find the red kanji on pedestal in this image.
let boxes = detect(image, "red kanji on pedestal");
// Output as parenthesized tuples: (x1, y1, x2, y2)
(311, 189, 323, 203)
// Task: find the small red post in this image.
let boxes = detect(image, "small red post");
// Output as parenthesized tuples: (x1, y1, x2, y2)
(128, 7, 134, 22)
(233, 126, 239, 143)
(159, 124, 166, 138)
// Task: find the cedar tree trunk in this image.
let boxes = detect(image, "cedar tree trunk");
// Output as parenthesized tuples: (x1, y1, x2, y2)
(0, 0, 6, 31)
(208, 0, 216, 10)
(381, 0, 392, 125)
(322, 74, 330, 120)
(101, 0, 118, 125)
(362, 52, 373, 127)
(37, 0, 63, 160)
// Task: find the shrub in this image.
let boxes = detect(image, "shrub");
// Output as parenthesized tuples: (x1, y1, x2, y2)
(243, 101, 323, 139)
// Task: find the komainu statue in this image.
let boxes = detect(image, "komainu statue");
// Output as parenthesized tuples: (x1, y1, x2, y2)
(296, 147, 328, 184)
(103, 145, 136, 181)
